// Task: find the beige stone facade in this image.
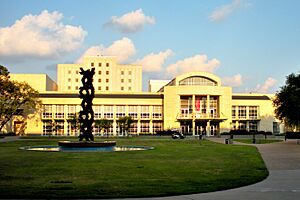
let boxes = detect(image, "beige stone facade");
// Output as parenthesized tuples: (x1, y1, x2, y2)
(5, 61, 284, 136)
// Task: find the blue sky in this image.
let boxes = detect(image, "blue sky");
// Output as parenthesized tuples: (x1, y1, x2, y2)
(0, 0, 299, 92)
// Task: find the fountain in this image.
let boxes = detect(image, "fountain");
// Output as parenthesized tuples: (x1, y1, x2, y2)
(58, 67, 116, 148)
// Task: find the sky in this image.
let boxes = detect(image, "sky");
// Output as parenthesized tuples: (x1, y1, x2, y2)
(0, 0, 299, 93)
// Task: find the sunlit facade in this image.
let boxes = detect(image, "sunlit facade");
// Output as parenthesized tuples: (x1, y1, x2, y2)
(5, 57, 284, 136)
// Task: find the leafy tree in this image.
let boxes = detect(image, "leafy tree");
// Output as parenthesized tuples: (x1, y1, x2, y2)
(0, 65, 40, 133)
(117, 116, 134, 137)
(69, 113, 80, 136)
(273, 73, 300, 131)
(94, 118, 112, 137)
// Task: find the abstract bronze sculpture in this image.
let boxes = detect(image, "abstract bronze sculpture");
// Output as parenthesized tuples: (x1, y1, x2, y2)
(78, 67, 95, 141)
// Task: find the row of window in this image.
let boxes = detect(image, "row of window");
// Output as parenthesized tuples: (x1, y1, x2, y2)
(231, 121, 259, 132)
(232, 106, 258, 119)
(42, 121, 162, 135)
(42, 105, 163, 120)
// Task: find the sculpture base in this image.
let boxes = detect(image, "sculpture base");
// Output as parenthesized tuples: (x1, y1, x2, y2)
(58, 141, 116, 148)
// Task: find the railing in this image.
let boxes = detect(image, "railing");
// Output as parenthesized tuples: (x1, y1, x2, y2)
(177, 112, 220, 119)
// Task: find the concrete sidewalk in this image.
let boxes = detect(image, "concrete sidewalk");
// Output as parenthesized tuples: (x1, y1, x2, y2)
(119, 139, 300, 200)
(0, 136, 20, 142)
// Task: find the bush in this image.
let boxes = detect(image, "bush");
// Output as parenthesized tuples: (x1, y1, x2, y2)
(285, 132, 300, 139)
(0, 132, 16, 137)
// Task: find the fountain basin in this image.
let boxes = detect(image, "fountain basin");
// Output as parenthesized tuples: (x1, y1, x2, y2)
(58, 140, 116, 148)
(19, 145, 154, 152)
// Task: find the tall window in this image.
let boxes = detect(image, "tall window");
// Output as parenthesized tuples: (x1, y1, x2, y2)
(249, 121, 258, 132)
(273, 122, 280, 134)
(128, 106, 138, 119)
(249, 106, 258, 119)
(98, 63, 102, 67)
(116, 106, 126, 118)
(91, 62, 94, 67)
(238, 106, 246, 119)
(55, 105, 64, 119)
(129, 122, 138, 134)
(42, 121, 52, 135)
(141, 106, 150, 119)
(232, 106, 236, 119)
(209, 96, 218, 118)
(153, 122, 163, 133)
(140, 122, 150, 133)
(238, 121, 247, 130)
(106, 63, 109, 67)
(93, 105, 102, 119)
(67, 105, 76, 118)
(104, 105, 113, 119)
(153, 106, 162, 119)
(43, 105, 52, 119)
(180, 96, 192, 117)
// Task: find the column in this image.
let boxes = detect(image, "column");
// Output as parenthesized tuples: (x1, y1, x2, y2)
(206, 120, 211, 136)
(192, 120, 195, 136)
(207, 95, 210, 118)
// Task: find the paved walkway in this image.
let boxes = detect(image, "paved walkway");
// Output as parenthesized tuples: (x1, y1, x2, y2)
(118, 138, 300, 200)
(0, 136, 20, 142)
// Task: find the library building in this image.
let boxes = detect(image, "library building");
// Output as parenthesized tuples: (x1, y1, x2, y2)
(7, 56, 284, 136)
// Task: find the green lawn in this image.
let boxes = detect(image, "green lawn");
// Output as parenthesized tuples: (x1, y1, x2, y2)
(0, 137, 268, 199)
(234, 139, 283, 144)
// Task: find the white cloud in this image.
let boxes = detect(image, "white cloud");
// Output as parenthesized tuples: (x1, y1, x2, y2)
(222, 74, 243, 87)
(135, 49, 173, 72)
(209, 0, 247, 22)
(255, 77, 277, 93)
(0, 10, 87, 61)
(105, 9, 155, 33)
(77, 37, 136, 63)
(165, 54, 221, 77)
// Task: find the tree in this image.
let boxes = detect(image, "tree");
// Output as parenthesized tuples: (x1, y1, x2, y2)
(117, 116, 134, 137)
(0, 65, 40, 133)
(69, 113, 80, 136)
(94, 118, 112, 137)
(273, 73, 300, 131)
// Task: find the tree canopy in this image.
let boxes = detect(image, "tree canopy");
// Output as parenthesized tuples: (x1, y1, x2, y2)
(117, 116, 134, 136)
(273, 72, 300, 131)
(0, 65, 40, 132)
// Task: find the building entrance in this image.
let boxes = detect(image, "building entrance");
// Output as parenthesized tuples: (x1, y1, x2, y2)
(180, 121, 192, 135)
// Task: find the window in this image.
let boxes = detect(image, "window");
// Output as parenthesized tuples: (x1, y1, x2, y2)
(128, 106, 138, 119)
(129, 71, 132, 75)
(140, 122, 150, 133)
(106, 63, 109, 67)
(153, 106, 162, 119)
(104, 105, 113, 119)
(179, 76, 217, 86)
(238, 106, 246, 119)
(249, 121, 258, 132)
(106, 79, 109, 83)
(76, 86, 79, 90)
(98, 79, 101, 82)
(68, 86, 71, 90)
(55, 121, 64, 135)
(55, 105, 64, 119)
(128, 79, 132, 83)
(128, 87, 131, 91)
(273, 122, 280, 134)
(98, 86, 101, 90)
(98, 71, 101, 75)
(232, 106, 236, 119)
(76, 78, 78, 82)
(116, 106, 126, 118)
(121, 79, 124, 83)
(249, 106, 258, 119)
(93, 105, 102, 119)
(129, 122, 138, 134)
(180, 96, 192, 117)
(43, 121, 52, 135)
(68, 78, 71, 82)
(121, 87, 124, 91)
(67, 105, 76, 118)
(141, 106, 150, 119)
(153, 122, 163, 133)
(209, 96, 218, 118)
(42, 105, 52, 119)
(121, 71, 124, 75)
(76, 71, 79, 74)
(106, 71, 109, 75)
(106, 86, 109, 90)
(91, 62, 94, 67)
(238, 121, 247, 130)
(68, 70, 71, 74)
(98, 63, 102, 67)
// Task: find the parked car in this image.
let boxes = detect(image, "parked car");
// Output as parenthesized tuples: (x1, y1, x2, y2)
(171, 131, 185, 139)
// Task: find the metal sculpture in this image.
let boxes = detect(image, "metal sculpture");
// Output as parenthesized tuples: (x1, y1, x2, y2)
(78, 67, 95, 141)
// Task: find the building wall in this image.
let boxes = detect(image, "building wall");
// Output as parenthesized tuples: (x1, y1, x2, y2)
(10, 74, 56, 92)
(57, 56, 142, 93)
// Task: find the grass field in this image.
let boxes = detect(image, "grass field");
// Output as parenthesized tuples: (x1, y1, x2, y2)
(234, 139, 283, 144)
(0, 137, 268, 199)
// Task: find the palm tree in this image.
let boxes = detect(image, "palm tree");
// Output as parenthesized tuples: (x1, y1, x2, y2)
(94, 119, 113, 138)
(117, 116, 134, 137)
